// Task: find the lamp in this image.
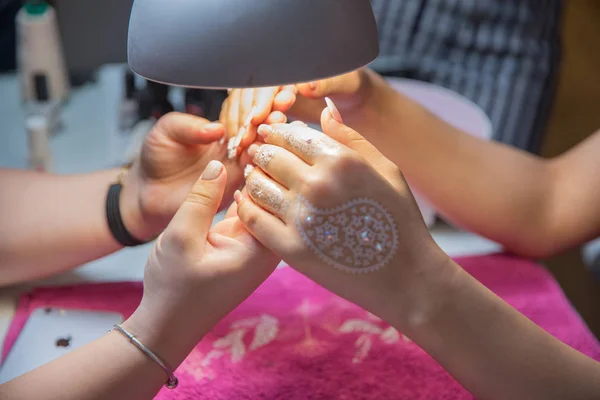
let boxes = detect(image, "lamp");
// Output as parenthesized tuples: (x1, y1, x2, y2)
(127, 0, 379, 89)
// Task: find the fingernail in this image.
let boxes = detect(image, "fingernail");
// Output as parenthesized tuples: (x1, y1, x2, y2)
(227, 137, 237, 159)
(234, 127, 245, 148)
(325, 97, 343, 123)
(291, 120, 308, 127)
(257, 124, 274, 138)
(245, 106, 257, 126)
(202, 122, 223, 132)
(248, 143, 260, 158)
(202, 160, 223, 181)
(234, 190, 243, 204)
(308, 82, 317, 90)
(244, 164, 254, 179)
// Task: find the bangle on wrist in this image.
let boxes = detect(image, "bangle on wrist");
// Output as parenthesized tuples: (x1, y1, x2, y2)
(106, 165, 147, 247)
(112, 324, 178, 389)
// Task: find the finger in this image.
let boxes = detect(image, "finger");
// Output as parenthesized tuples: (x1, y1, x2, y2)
(201, 122, 226, 135)
(239, 126, 258, 149)
(235, 190, 289, 252)
(245, 167, 292, 220)
(219, 96, 229, 129)
(257, 123, 341, 165)
(265, 111, 287, 125)
(238, 106, 264, 149)
(252, 87, 280, 124)
(272, 90, 296, 113)
(163, 160, 227, 251)
(224, 187, 250, 219)
(320, 100, 399, 184)
(282, 84, 299, 95)
(238, 149, 254, 167)
(232, 90, 259, 151)
(240, 89, 256, 130)
(226, 90, 241, 137)
(320, 99, 377, 161)
(242, 141, 263, 166)
(248, 143, 310, 190)
(154, 112, 224, 145)
(296, 70, 363, 99)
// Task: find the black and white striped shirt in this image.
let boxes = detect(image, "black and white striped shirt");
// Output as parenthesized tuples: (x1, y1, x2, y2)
(370, 0, 564, 153)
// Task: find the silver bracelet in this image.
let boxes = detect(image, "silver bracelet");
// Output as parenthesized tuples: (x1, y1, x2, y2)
(112, 324, 179, 389)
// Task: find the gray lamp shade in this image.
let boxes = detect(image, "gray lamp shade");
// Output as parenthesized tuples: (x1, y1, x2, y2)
(127, 0, 379, 89)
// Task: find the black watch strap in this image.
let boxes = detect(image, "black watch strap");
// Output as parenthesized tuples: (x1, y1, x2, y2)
(106, 183, 146, 247)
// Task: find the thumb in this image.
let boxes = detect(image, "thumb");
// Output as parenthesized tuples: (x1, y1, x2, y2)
(321, 99, 406, 190)
(320, 98, 373, 156)
(164, 161, 227, 250)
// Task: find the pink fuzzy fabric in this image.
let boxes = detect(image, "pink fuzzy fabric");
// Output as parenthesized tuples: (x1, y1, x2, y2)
(3, 254, 599, 399)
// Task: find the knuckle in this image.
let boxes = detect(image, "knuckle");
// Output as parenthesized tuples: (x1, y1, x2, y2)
(320, 150, 364, 178)
(333, 151, 363, 172)
(302, 172, 332, 198)
(245, 212, 260, 230)
(185, 189, 214, 208)
(298, 153, 369, 201)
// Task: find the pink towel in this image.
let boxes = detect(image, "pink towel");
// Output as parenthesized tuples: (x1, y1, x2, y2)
(3, 254, 599, 399)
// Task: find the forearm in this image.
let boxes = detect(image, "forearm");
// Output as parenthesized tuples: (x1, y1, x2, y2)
(0, 307, 204, 400)
(0, 169, 127, 286)
(349, 71, 556, 257)
(395, 258, 600, 400)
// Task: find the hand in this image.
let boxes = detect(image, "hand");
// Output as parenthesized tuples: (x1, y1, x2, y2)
(119, 113, 247, 242)
(125, 161, 280, 364)
(220, 86, 297, 153)
(236, 101, 453, 329)
(290, 68, 378, 124)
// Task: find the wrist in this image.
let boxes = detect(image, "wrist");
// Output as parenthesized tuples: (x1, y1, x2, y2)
(123, 300, 211, 368)
(381, 244, 463, 336)
(118, 166, 159, 242)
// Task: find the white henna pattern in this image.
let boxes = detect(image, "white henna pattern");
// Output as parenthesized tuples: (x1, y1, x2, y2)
(295, 196, 399, 274)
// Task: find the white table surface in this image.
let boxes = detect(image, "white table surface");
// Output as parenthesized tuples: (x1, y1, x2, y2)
(0, 65, 502, 352)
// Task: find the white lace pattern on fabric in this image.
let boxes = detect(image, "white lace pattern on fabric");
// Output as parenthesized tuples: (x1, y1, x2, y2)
(295, 196, 399, 274)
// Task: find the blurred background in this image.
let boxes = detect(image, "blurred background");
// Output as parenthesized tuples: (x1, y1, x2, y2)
(0, 0, 598, 334)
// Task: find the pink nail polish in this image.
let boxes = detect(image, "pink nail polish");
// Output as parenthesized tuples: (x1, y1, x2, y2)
(325, 97, 343, 123)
